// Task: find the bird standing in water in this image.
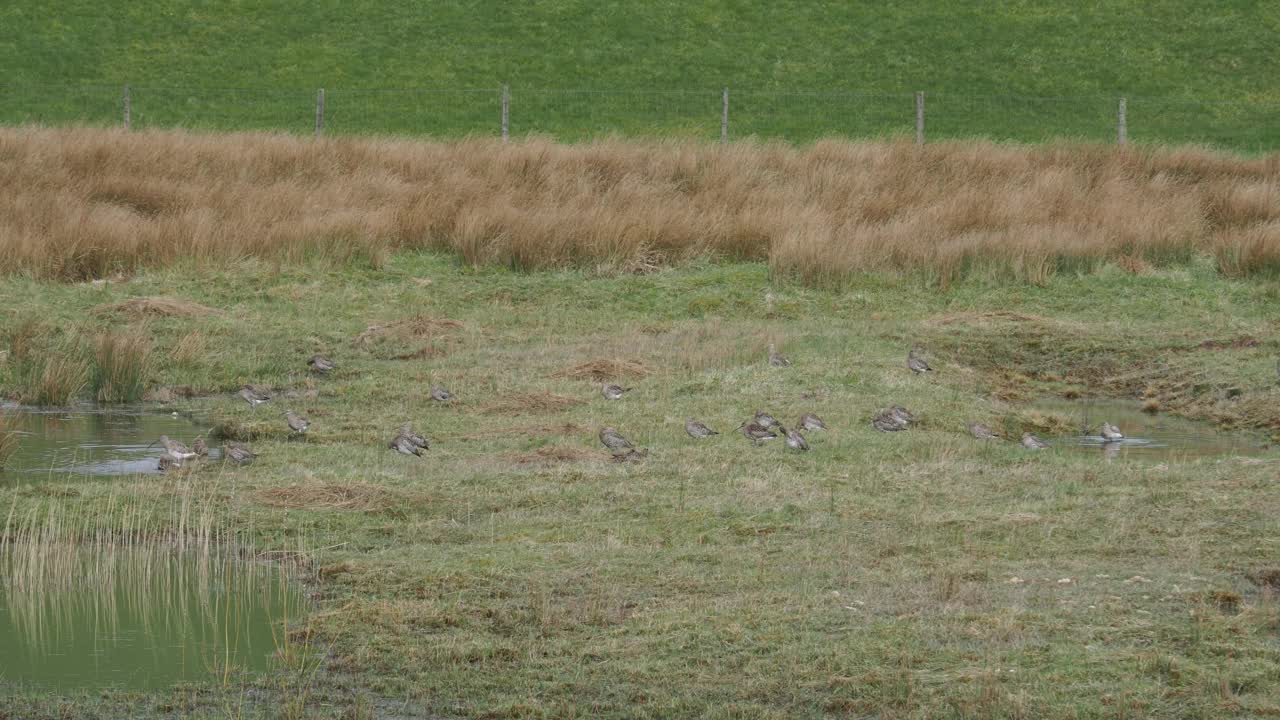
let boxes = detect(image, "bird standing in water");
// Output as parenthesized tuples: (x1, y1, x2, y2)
(1021, 432, 1050, 449)
(1099, 422, 1124, 442)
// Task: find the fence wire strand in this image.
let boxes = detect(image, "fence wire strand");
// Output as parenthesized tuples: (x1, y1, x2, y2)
(1, 84, 1277, 149)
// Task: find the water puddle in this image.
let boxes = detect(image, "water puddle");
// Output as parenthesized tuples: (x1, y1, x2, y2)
(0, 543, 305, 691)
(1031, 398, 1271, 460)
(0, 405, 210, 479)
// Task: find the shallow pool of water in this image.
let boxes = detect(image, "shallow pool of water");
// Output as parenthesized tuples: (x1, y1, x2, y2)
(0, 544, 304, 691)
(1032, 398, 1270, 460)
(0, 405, 210, 479)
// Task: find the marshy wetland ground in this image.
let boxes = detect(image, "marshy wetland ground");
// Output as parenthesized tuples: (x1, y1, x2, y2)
(1, 130, 1280, 718)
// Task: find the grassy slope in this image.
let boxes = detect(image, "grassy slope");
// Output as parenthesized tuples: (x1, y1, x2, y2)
(1, 255, 1279, 718)
(2, 2, 1280, 144)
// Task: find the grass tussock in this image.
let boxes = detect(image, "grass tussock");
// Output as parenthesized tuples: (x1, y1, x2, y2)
(21, 353, 90, 406)
(481, 392, 584, 415)
(550, 359, 652, 382)
(5, 127, 1280, 284)
(91, 326, 153, 403)
(352, 316, 463, 359)
(509, 445, 594, 465)
(93, 296, 219, 319)
(255, 483, 404, 511)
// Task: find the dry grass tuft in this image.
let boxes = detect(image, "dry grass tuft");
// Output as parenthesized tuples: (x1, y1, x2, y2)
(0, 415, 19, 469)
(352, 316, 463, 359)
(481, 392, 584, 415)
(924, 311, 1052, 327)
(509, 445, 594, 465)
(169, 331, 208, 366)
(550, 359, 652, 382)
(91, 325, 153, 403)
(1246, 568, 1280, 592)
(7, 128, 1279, 284)
(255, 482, 405, 511)
(459, 422, 587, 441)
(94, 296, 219, 318)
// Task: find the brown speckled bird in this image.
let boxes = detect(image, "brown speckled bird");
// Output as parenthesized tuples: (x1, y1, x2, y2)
(907, 346, 932, 374)
(430, 385, 453, 402)
(967, 422, 1000, 440)
(685, 419, 719, 439)
(1021, 432, 1050, 449)
(601, 383, 630, 401)
(738, 420, 779, 444)
(798, 413, 827, 431)
(768, 343, 791, 368)
(781, 426, 809, 451)
(599, 427, 634, 451)
(307, 354, 336, 374)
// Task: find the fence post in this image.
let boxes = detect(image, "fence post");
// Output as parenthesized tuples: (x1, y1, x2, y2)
(721, 87, 729, 144)
(501, 85, 510, 142)
(1117, 96, 1127, 145)
(914, 91, 925, 145)
(314, 88, 325, 137)
(123, 84, 131, 129)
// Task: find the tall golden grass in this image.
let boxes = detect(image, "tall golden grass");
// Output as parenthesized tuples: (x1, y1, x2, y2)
(2, 126, 1279, 284)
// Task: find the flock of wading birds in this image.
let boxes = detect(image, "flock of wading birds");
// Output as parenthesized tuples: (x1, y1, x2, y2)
(153, 344, 1127, 470)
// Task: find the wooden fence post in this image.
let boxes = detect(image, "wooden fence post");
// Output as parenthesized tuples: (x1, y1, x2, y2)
(915, 91, 925, 145)
(315, 88, 325, 136)
(721, 87, 729, 144)
(501, 85, 510, 142)
(123, 84, 131, 129)
(1117, 97, 1127, 145)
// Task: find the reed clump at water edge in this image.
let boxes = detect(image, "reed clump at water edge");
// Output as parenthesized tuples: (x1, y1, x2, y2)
(2, 126, 1279, 285)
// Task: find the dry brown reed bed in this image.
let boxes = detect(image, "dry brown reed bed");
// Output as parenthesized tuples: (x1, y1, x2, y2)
(3, 126, 1279, 283)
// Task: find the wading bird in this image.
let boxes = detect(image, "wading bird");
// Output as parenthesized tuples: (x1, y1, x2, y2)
(307, 354, 336, 374)
(1021, 432, 1050, 449)
(238, 385, 270, 409)
(685, 419, 719, 439)
(601, 383, 630, 401)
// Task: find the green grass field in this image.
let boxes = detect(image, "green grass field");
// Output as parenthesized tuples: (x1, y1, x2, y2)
(2, 254, 1279, 718)
(3, 2, 1280, 146)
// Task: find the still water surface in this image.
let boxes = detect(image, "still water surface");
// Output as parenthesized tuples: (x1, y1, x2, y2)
(0, 544, 304, 690)
(0, 405, 209, 479)
(1033, 398, 1270, 460)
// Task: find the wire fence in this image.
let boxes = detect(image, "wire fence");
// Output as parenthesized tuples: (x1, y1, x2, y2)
(3, 83, 1279, 150)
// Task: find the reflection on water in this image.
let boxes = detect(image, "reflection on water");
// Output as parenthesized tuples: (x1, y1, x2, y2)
(0, 543, 304, 691)
(1033, 398, 1270, 460)
(0, 406, 210, 479)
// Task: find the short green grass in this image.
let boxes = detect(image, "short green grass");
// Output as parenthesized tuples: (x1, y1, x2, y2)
(2, 2, 1279, 146)
(1, 255, 1279, 718)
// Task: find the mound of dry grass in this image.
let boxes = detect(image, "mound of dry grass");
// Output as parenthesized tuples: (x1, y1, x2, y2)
(352, 316, 463, 359)
(550, 359, 652, 382)
(4, 127, 1280, 284)
(255, 482, 404, 511)
(93, 296, 219, 318)
(481, 392, 584, 415)
(508, 445, 594, 465)
(460, 422, 587, 441)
